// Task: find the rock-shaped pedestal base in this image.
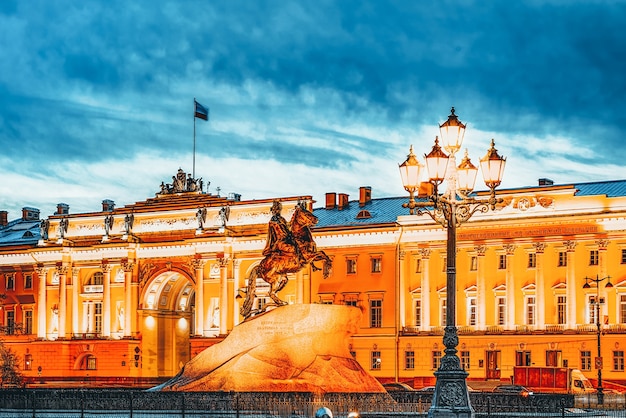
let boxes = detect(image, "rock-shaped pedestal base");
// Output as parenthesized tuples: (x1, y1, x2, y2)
(153, 304, 385, 393)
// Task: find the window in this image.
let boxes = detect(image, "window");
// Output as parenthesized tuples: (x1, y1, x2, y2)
(558, 251, 567, 267)
(516, 351, 531, 366)
(82, 355, 97, 370)
(371, 351, 381, 370)
(467, 297, 477, 326)
(88, 272, 104, 286)
(546, 350, 562, 367)
(497, 297, 506, 326)
(24, 274, 32, 289)
(442, 257, 447, 272)
(24, 310, 33, 335)
(461, 351, 470, 370)
(622, 249, 626, 264)
(580, 351, 592, 372)
(528, 253, 536, 268)
(557, 296, 567, 325)
(589, 250, 599, 266)
(526, 296, 536, 325)
(6, 274, 14, 290)
(588, 296, 599, 325)
(620, 295, 626, 324)
(24, 354, 32, 371)
(94, 302, 102, 334)
(414, 299, 421, 327)
(613, 351, 625, 372)
(6, 311, 15, 335)
(432, 351, 442, 370)
(344, 297, 358, 307)
(346, 258, 357, 274)
(405, 350, 415, 370)
(416, 259, 422, 273)
(320, 299, 333, 305)
(370, 256, 382, 273)
(498, 254, 506, 269)
(369, 299, 382, 328)
(470, 256, 477, 271)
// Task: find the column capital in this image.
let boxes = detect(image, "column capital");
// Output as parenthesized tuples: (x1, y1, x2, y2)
(564, 240, 577, 252)
(418, 248, 431, 259)
(596, 239, 610, 251)
(121, 259, 135, 272)
(503, 244, 517, 255)
(191, 258, 206, 270)
(56, 264, 68, 275)
(532, 242, 547, 254)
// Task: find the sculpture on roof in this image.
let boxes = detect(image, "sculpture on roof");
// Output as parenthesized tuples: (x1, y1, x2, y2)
(158, 169, 204, 195)
(240, 200, 332, 318)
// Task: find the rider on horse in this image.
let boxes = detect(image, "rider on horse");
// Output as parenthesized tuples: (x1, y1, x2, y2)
(262, 200, 302, 263)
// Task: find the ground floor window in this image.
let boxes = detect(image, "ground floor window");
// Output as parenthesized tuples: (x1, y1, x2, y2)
(580, 351, 592, 371)
(613, 351, 625, 372)
(461, 350, 470, 370)
(371, 351, 381, 370)
(405, 350, 415, 370)
(516, 350, 531, 367)
(432, 351, 442, 370)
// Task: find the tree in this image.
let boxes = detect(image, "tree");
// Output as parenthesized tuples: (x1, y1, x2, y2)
(0, 341, 23, 388)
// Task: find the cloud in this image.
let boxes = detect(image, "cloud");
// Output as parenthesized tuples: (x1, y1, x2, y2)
(0, 0, 625, 220)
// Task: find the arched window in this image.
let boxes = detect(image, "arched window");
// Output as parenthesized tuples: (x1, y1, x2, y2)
(80, 355, 97, 370)
(86, 272, 104, 286)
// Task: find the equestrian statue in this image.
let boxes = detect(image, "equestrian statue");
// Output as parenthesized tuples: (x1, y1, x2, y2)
(240, 200, 332, 319)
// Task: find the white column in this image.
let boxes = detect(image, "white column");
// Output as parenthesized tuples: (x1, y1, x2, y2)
(71, 268, 79, 336)
(102, 262, 112, 337)
(565, 240, 577, 328)
(419, 248, 431, 332)
(475, 245, 487, 330)
(219, 257, 228, 335)
(504, 244, 516, 330)
(534, 242, 546, 329)
(122, 260, 134, 337)
(193, 258, 206, 336)
(36, 267, 47, 339)
(82, 301, 89, 333)
(57, 265, 67, 338)
(398, 250, 406, 328)
(232, 259, 242, 327)
(598, 239, 610, 322)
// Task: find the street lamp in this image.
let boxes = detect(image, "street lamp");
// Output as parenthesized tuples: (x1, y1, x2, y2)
(399, 107, 506, 418)
(582, 275, 613, 404)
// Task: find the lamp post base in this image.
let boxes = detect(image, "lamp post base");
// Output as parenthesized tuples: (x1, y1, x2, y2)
(428, 367, 474, 418)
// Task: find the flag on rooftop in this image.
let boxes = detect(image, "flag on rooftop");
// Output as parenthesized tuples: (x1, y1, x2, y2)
(194, 100, 209, 121)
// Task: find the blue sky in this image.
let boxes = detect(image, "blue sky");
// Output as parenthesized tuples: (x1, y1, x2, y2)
(1, 1, 625, 218)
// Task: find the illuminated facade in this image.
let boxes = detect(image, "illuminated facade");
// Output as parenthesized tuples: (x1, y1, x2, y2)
(1, 173, 625, 389)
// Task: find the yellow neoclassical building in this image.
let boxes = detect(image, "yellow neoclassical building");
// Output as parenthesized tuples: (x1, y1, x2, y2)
(0, 170, 625, 389)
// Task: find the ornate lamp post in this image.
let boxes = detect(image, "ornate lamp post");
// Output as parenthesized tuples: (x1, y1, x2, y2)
(399, 108, 506, 418)
(582, 275, 613, 405)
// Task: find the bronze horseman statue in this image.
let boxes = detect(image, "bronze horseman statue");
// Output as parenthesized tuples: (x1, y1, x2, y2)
(240, 200, 331, 318)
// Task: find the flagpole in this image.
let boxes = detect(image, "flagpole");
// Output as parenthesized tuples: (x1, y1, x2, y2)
(193, 98, 196, 180)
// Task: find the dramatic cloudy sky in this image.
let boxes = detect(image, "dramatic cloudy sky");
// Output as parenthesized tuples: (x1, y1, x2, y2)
(1, 1, 625, 218)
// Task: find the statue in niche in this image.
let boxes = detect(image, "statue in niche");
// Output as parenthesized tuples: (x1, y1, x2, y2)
(196, 207, 207, 230)
(124, 213, 134, 235)
(240, 200, 332, 318)
(40, 219, 49, 240)
(218, 205, 230, 229)
(57, 218, 68, 239)
(104, 214, 114, 237)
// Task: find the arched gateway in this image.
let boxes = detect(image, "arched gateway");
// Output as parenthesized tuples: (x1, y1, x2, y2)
(140, 268, 195, 378)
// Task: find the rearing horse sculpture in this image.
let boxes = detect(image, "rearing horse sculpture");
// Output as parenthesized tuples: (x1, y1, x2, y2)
(240, 200, 332, 318)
